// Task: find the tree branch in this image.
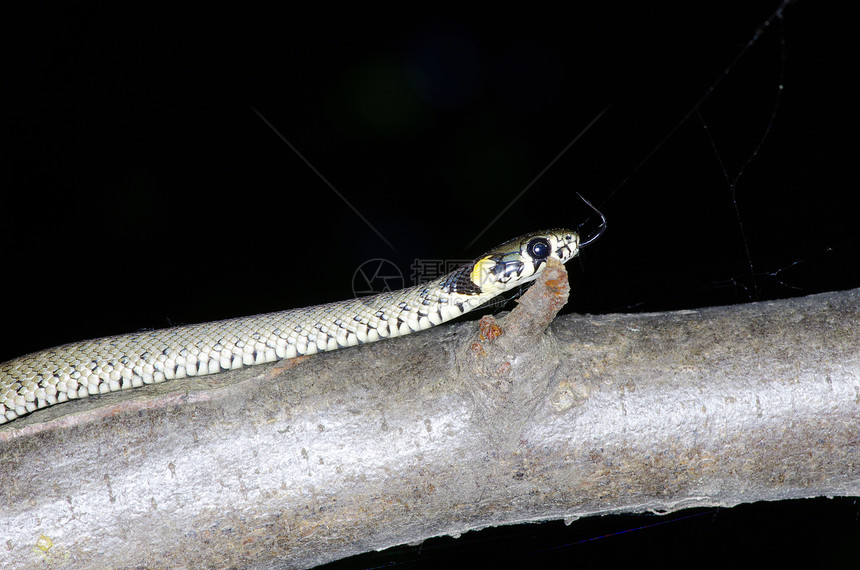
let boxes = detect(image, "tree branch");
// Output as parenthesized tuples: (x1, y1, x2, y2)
(2, 261, 858, 569)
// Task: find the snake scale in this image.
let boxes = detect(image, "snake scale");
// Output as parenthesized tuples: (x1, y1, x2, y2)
(0, 222, 603, 425)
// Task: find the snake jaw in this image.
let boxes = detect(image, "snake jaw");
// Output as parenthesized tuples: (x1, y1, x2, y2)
(550, 231, 580, 264)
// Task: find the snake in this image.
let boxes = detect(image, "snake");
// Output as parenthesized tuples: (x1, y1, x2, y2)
(0, 214, 605, 425)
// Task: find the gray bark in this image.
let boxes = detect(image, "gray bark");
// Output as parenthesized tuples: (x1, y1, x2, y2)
(1, 261, 858, 569)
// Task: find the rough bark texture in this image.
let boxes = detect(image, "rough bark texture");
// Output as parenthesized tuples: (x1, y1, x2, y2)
(1, 261, 858, 569)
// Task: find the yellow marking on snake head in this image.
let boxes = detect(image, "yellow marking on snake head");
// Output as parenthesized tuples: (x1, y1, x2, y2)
(470, 257, 498, 292)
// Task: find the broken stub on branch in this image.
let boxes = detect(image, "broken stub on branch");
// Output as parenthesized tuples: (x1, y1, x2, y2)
(468, 256, 570, 359)
(463, 257, 573, 433)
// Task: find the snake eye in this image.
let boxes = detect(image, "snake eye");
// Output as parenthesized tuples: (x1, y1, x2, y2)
(526, 237, 550, 260)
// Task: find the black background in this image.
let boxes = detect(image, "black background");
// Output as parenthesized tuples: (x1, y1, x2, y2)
(4, 1, 859, 567)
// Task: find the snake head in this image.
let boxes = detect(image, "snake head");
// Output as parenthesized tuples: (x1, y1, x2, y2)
(467, 229, 580, 294)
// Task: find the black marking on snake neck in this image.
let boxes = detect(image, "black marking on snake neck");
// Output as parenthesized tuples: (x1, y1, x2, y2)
(441, 264, 482, 296)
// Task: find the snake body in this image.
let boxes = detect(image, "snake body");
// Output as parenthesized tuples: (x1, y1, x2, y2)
(0, 229, 582, 424)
